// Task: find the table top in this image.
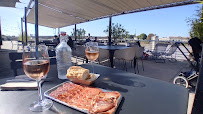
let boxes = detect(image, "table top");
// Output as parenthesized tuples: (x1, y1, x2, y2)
(99, 45, 130, 50)
(0, 64, 188, 114)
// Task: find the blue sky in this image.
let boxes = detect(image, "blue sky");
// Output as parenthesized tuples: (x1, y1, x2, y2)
(0, 2, 201, 38)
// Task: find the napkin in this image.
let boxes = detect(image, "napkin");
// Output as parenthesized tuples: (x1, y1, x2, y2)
(0, 75, 38, 91)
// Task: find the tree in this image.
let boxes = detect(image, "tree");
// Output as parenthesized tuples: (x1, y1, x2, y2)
(71, 28, 86, 39)
(104, 23, 129, 43)
(147, 33, 155, 40)
(129, 35, 135, 39)
(137, 33, 147, 40)
(19, 32, 30, 44)
(187, 6, 203, 41)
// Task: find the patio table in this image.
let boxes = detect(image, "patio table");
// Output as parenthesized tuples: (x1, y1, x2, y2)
(99, 45, 130, 67)
(0, 64, 188, 114)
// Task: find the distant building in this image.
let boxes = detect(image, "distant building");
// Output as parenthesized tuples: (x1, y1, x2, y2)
(159, 37, 170, 41)
(158, 36, 190, 42)
(169, 36, 190, 42)
(2, 35, 18, 41)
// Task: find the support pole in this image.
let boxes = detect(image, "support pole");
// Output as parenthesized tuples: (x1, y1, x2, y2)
(74, 24, 77, 41)
(21, 18, 24, 45)
(35, 0, 39, 45)
(25, 7, 28, 45)
(108, 16, 112, 46)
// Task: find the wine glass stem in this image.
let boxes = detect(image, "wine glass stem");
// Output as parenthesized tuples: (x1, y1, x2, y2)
(37, 80, 43, 102)
(91, 61, 94, 74)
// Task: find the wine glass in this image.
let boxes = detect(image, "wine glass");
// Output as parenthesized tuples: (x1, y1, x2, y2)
(85, 42, 99, 74)
(23, 44, 53, 112)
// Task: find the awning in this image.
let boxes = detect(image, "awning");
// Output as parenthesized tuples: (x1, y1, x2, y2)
(27, 0, 196, 28)
(0, 0, 19, 7)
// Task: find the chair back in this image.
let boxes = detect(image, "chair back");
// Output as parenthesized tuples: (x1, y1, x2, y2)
(73, 45, 86, 57)
(154, 43, 168, 53)
(129, 41, 140, 47)
(98, 43, 106, 46)
(165, 43, 178, 56)
(98, 48, 109, 61)
(135, 47, 144, 58)
(9, 52, 23, 76)
(128, 43, 137, 47)
(48, 50, 56, 65)
(114, 47, 136, 61)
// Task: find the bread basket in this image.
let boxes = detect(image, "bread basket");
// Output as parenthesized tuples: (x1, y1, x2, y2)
(67, 73, 100, 85)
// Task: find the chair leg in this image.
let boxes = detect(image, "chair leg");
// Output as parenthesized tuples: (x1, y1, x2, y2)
(116, 59, 118, 66)
(134, 66, 136, 74)
(118, 59, 121, 66)
(155, 55, 165, 63)
(83, 57, 85, 63)
(121, 60, 124, 70)
(136, 61, 139, 74)
(134, 58, 137, 74)
(125, 61, 127, 71)
(14, 69, 18, 76)
(141, 59, 144, 71)
(168, 55, 177, 63)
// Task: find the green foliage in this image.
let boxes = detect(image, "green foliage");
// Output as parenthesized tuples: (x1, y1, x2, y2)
(147, 33, 155, 40)
(104, 23, 129, 43)
(137, 33, 147, 40)
(71, 28, 86, 39)
(19, 32, 30, 43)
(189, 20, 203, 40)
(187, 6, 203, 41)
(129, 35, 135, 39)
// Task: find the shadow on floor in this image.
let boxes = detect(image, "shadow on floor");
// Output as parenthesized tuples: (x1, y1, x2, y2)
(97, 58, 191, 84)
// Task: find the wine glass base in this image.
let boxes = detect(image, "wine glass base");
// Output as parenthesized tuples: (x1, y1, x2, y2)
(29, 99, 53, 112)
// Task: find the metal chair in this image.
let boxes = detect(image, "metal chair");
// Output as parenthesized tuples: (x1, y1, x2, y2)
(114, 47, 136, 71)
(9, 52, 23, 76)
(150, 43, 168, 63)
(97, 48, 109, 64)
(164, 43, 179, 62)
(72, 45, 86, 65)
(173, 38, 202, 89)
(17, 41, 23, 50)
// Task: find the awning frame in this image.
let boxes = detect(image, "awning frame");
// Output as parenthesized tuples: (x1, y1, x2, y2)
(26, 0, 197, 28)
